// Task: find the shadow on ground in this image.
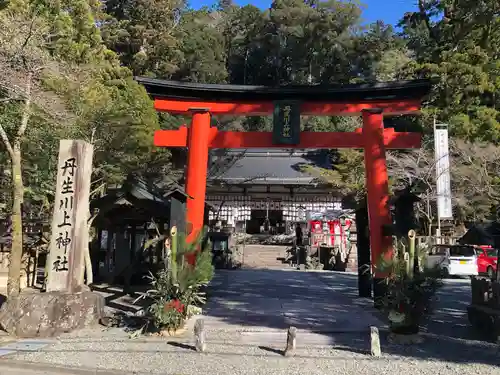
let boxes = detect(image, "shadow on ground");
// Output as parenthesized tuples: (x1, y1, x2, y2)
(203, 269, 372, 332)
(202, 268, 500, 367)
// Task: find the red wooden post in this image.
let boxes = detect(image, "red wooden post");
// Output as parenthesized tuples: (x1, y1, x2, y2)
(362, 109, 393, 298)
(185, 111, 211, 245)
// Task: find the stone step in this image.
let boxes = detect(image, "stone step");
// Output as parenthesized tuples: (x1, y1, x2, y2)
(90, 283, 146, 314)
(244, 255, 283, 258)
(240, 246, 300, 269)
(244, 254, 282, 256)
(242, 253, 286, 257)
(243, 258, 286, 262)
(246, 259, 288, 262)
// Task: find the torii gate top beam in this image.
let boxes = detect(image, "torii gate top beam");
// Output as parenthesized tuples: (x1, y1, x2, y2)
(135, 77, 432, 116)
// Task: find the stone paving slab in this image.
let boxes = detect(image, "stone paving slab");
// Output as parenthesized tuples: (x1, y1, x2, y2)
(0, 359, 132, 375)
(0, 339, 58, 358)
(201, 269, 382, 335)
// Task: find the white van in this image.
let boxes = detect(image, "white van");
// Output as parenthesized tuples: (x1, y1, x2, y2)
(426, 245, 478, 277)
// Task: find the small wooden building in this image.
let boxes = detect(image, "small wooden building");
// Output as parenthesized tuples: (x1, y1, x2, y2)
(90, 176, 209, 284)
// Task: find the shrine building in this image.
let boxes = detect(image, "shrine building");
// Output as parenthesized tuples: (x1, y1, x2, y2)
(205, 148, 343, 234)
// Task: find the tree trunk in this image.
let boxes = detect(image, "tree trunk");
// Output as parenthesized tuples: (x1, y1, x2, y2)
(84, 215, 98, 286)
(3, 72, 31, 297)
(7, 145, 24, 297)
(84, 242, 93, 285)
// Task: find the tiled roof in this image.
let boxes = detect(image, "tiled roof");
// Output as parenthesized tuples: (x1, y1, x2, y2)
(208, 149, 331, 185)
(135, 77, 433, 103)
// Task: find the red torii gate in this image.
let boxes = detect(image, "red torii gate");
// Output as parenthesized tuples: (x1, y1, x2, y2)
(136, 77, 432, 295)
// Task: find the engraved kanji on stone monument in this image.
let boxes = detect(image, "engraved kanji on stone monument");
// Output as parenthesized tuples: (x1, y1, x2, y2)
(46, 140, 93, 292)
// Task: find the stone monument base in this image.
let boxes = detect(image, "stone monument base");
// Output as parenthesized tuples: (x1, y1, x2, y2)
(0, 291, 104, 338)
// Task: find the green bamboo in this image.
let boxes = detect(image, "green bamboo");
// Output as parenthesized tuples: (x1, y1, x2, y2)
(170, 226, 178, 283)
(399, 241, 406, 261)
(408, 229, 416, 279)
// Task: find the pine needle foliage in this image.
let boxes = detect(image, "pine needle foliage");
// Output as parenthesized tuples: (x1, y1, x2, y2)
(139, 227, 215, 330)
(376, 237, 443, 327)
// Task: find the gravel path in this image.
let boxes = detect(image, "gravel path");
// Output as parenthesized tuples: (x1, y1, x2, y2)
(3, 269, 500, 375)
(4, 334, 500, 375)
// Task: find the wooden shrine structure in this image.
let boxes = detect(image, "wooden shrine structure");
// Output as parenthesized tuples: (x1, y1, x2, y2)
(136, 77, 432, 299)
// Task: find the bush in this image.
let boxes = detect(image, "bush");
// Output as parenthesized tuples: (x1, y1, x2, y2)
(149, 299, 186, 331)
(141, 227, 215, 330)
(377, 236, 443, 330)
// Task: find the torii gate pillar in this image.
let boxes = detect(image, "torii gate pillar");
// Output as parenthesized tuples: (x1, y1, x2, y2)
(362, 109, 393, 300)
(185, 111, 211, 242)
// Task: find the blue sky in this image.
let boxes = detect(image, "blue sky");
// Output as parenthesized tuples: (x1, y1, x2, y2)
(188, 0, 419, 27)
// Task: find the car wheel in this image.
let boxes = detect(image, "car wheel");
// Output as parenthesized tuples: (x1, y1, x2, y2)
(487, 266, 495, 279)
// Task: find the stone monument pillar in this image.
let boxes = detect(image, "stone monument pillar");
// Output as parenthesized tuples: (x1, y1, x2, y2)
(46, 140, 94, 292)
(0, 140, 105, 338)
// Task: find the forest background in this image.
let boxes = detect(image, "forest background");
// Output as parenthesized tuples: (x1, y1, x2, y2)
(0, 0, 499, 238)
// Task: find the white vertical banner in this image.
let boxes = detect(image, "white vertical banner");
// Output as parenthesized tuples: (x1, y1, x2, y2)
(434, 125, 453, 219)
